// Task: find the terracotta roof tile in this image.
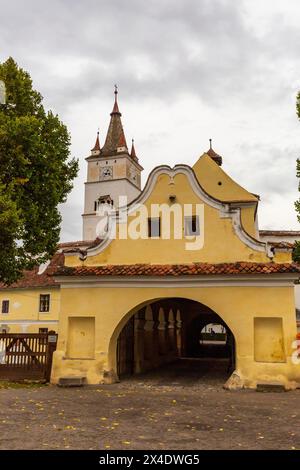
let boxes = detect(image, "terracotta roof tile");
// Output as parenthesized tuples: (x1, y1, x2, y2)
(54, 262, 300, 278)
(260, 230, 300, 238)
(0, 240, 95, 289)
(0, 253, 64, 289)
(91, 132, 101, 152)
(269, 241, 294, 249)
(58, 240, 94, 249)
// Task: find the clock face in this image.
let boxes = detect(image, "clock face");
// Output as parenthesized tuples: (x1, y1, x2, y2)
(101, 166, 113, 180)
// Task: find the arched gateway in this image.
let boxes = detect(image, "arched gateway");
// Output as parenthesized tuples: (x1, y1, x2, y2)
(109, 298, 235, 381)
(52, 151, 300, 390)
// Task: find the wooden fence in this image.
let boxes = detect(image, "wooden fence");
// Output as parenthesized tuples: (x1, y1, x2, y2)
(0, 332, 57, 382)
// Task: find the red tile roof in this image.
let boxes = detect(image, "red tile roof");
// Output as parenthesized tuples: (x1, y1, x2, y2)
(61, 238, 102, 253)
(54, 262, 300, 278)
(58, 240, 94, 249)
(268, 241, 294, 249)
(260, 230, 300, 237)
(91, 132, 101, 152)
(0, 252, 65, 289)
(0, 240, 95, 289)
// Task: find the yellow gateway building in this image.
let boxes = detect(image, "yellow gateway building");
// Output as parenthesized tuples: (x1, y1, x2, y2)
(1, 89, 300, 390)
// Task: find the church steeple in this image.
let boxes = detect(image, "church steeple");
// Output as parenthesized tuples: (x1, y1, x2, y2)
(91, 130, 101, 155)
(83, 87, 143, 240)
(101, 85, 128, 156)
(130, 138, 138, 161)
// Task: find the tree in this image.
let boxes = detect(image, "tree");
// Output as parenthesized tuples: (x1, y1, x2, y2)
(0, 57, 78, 284)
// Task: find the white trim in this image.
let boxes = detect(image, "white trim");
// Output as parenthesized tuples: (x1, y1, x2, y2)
(38, 260, 51, 275)
(219, 206, 274, 257)
(83, 165, 269, 259)
(56, 274, 298, 289)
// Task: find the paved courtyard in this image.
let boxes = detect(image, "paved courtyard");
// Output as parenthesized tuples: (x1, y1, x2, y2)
(0, 359, 299, 450)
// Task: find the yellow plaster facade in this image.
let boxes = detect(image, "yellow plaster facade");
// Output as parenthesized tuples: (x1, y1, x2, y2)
(0, 287, 60, 333)
(50, 155, 300, 389)
(3, 91, 299, 390)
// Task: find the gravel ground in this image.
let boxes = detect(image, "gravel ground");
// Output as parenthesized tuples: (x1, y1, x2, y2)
(0, 359, 299, 450)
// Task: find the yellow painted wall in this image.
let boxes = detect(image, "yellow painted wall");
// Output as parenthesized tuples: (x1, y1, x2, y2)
(66, 317, 95, 359)
(51, 284, 299, 388)
(66, 171, 289, 267)
(52, 163, 299, 387)
(193, 154, 258, 202)
(193, 155, 259, 239)
(0, 287, 60, 333)
(254, 317, 285, 362)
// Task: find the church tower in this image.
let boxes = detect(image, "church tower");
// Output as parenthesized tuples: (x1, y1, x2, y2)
(82, 87, 143, 240)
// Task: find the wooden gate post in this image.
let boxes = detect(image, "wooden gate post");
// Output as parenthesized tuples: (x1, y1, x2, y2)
(45, 331, 58, 382)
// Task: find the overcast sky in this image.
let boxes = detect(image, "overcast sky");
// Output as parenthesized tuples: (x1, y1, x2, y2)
(1, 0, 300, 241)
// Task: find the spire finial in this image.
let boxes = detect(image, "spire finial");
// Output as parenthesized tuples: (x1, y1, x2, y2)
(91, 129, 101, 152)
(111, 84, 121, 115)
(130, 138, 137, 159)
(209, 138, 212, 149)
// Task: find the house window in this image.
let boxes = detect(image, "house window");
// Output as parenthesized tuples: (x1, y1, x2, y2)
(184, 215, 200, 236)
(148, 218, 161, 238)
(1, 300, 9, 314)
(39, 328, 48, 334)
(39, 294, 50, 313)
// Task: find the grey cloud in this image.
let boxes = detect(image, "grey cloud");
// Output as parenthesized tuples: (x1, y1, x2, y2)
(0, 1, 267, 107)
(231, 143, 299, 198)
(59, 201, 82, 242)
(1, 0, 300, 238)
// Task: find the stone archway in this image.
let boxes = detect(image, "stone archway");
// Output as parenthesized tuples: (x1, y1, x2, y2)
(51, 282, 299, 389)
(108, 297, 236, 383)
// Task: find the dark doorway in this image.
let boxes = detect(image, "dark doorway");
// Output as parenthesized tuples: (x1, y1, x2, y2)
(116, 316, 135, 378)
(116, 298, 236, 382)
(184, 307, 236, 373)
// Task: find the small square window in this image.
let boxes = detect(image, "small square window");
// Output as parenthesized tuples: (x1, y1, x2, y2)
(39, 328, 48, 334)
(148, 218, 161, 238)
(39, 294, 50, 313)
(1, 300, 9, 314)
(184, 216, 200, 236)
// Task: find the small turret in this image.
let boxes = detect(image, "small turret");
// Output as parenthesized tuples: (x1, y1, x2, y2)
(206, 139, 223, 166)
